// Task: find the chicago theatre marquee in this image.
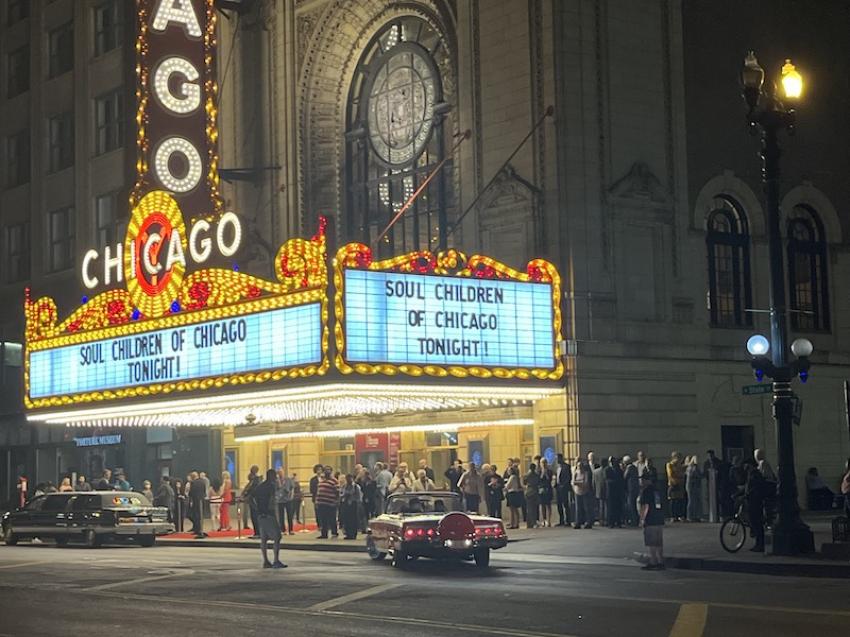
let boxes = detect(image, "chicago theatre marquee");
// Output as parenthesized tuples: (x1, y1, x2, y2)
(23, 0, 569, 483)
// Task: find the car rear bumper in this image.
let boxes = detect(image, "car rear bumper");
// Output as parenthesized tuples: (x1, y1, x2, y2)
(400, 537, 507, 557)
(101, 523, 174, 536)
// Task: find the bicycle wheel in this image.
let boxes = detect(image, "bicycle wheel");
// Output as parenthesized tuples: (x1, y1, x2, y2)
(720, 517, 747, 553)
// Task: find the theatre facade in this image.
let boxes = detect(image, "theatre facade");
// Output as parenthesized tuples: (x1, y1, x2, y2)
(7, 0, 850, 499)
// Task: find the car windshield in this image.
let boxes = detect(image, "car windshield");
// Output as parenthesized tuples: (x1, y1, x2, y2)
(387, 493, 462, 515)
(104, 493, 150, 508)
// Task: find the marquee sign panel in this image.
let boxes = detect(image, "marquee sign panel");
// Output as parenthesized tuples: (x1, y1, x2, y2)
(344, 270, 554, 370)
(24, 208, 330, 409)
(29, 304, 321, 400)
(334, 243, 563, 381)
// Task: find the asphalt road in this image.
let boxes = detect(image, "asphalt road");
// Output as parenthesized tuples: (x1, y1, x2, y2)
(0, 540, 848, 637)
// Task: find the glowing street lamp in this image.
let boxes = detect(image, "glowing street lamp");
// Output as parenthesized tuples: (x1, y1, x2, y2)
(739, 51, 814, 555)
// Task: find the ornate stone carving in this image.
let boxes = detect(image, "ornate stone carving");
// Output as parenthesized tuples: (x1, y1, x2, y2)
(608, 161, 672, 206)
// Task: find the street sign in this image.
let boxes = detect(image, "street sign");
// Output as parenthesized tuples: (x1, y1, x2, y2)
(742, 384, 772, 396)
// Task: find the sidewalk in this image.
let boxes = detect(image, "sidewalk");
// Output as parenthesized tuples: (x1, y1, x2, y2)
(160, 514, 850, 577)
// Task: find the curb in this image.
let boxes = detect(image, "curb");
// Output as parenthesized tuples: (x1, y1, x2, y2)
(160, 538, 365, 552)
(634, 551, 850, 578)
(159, 536, 524, 552)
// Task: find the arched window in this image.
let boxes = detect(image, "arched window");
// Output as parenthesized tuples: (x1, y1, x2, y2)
(345, 17, 455, 256)
(787, 205, 830, 331)
(706, 196, 752, 327)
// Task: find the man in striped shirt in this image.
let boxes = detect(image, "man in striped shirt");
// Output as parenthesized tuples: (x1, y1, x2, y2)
(316, 466, 340, 539)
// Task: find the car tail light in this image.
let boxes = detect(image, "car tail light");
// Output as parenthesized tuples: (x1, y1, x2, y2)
(402, 525, 435, 541)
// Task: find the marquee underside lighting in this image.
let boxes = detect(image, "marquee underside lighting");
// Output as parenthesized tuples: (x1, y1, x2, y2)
(27, 383, 559, 428)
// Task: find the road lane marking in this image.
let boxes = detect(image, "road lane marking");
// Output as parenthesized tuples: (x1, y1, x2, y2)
(307, 582, 399, 611)
(669, 603, 707, 637)
(0, 561, 48, 570)
(74, 589, 577, 636)
(81, 569, 195, 591)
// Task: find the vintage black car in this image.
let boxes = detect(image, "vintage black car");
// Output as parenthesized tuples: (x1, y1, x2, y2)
(366, 491, 507, 568)
(2, 491, 173, 548)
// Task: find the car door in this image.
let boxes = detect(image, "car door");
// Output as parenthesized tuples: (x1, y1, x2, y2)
(66, 494, 100, 533)
(10, 496, 45, 534)
(38, 494, 73, 536)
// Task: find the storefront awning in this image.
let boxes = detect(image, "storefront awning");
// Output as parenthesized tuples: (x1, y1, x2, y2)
(26, 382, 560, 429)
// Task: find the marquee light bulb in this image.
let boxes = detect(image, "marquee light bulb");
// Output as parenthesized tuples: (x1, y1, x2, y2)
(154, 136, 203, 193)
(151, 0, 202, 37)
(153, 56, 201, 114)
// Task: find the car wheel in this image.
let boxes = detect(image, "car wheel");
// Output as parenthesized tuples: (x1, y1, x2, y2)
(3, 528, 18, 546)
(139, 535, 156, 548)
(473, 548, 490, 568)
(83, 529, 101, 549)
(366, 535, 386, 561)
(391, 548, 408, 568)
(55, 536, 69, 547)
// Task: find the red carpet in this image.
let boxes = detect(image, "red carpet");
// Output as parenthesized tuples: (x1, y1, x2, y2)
(165, 523, 318, 540)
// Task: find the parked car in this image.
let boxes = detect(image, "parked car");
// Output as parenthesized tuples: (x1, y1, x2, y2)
(2, 491, 173, 548)
(366, 491, 507, 568)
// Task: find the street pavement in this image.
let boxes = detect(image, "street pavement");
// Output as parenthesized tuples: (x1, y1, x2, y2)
(1, 530, 849, 637)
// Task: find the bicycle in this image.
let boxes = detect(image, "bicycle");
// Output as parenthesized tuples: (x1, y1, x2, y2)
(719, 494, 750, 553)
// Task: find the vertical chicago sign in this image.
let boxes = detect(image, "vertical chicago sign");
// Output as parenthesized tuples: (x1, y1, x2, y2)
(133, 0, 222, 222)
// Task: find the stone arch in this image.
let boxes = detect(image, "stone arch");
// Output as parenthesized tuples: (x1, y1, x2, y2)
(693, 170, 764, 237)
(297, 0, 457, 236)
(780, 182, 842, 244)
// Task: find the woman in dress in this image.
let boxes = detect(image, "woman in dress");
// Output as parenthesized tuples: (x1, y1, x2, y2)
(538, 459, 554, 527)
(505, 465, 523, 529)
(208, 477, 223, 532)
(523, 464, 541, 528)
(685, 455, 703, 522)
(59, 477, 73, 492)
(219, 471, 233, 531)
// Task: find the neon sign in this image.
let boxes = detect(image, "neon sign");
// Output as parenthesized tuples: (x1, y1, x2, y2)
(24, 210, 330, 409)
(133, 0, 221, 222)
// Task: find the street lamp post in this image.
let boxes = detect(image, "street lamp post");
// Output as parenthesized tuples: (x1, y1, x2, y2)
(741, 52, 814, 555)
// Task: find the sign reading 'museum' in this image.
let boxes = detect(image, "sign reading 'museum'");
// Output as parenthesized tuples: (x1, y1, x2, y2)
(28, 304, 321, 400)
(344, 271, 554, 369)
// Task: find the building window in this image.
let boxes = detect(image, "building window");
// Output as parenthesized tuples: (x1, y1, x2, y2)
(49, 21, 75, 78)
(7, 45, 29, 97)
(95, 190, 126, 247)
(6, 0, 28, 25)
(345, 18, 455, 256)
(787, 205, 830, 332)
(3, 222, 30, 283)
(48, 206, 75, 272)
(6, 129, 30, 188)
(95, 89, 124, 154)
(48, 111, 75, 173)
(94, 1, 124, 57)
(706, 196, 752, 327)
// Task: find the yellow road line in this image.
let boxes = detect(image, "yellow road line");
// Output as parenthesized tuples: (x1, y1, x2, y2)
(669, 603, 707, 637)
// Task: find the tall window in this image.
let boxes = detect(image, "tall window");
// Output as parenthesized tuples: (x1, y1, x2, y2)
(48, 111, 75, 172)
(787, 205, 830, 331)
(6, 0, 28, 25)
(6, 129, 30, 188)
(94, 1, 124, 57)
(3, 222, 30, 283)
(49, 21, 74, 78)
(345, 18, 455, 255)
(48, 206, 75, 272)
(95, 190, 126, 246)
(706, 196, 752, 327)
(7, 45, 29, 97)
(95, 89, 124, 154)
